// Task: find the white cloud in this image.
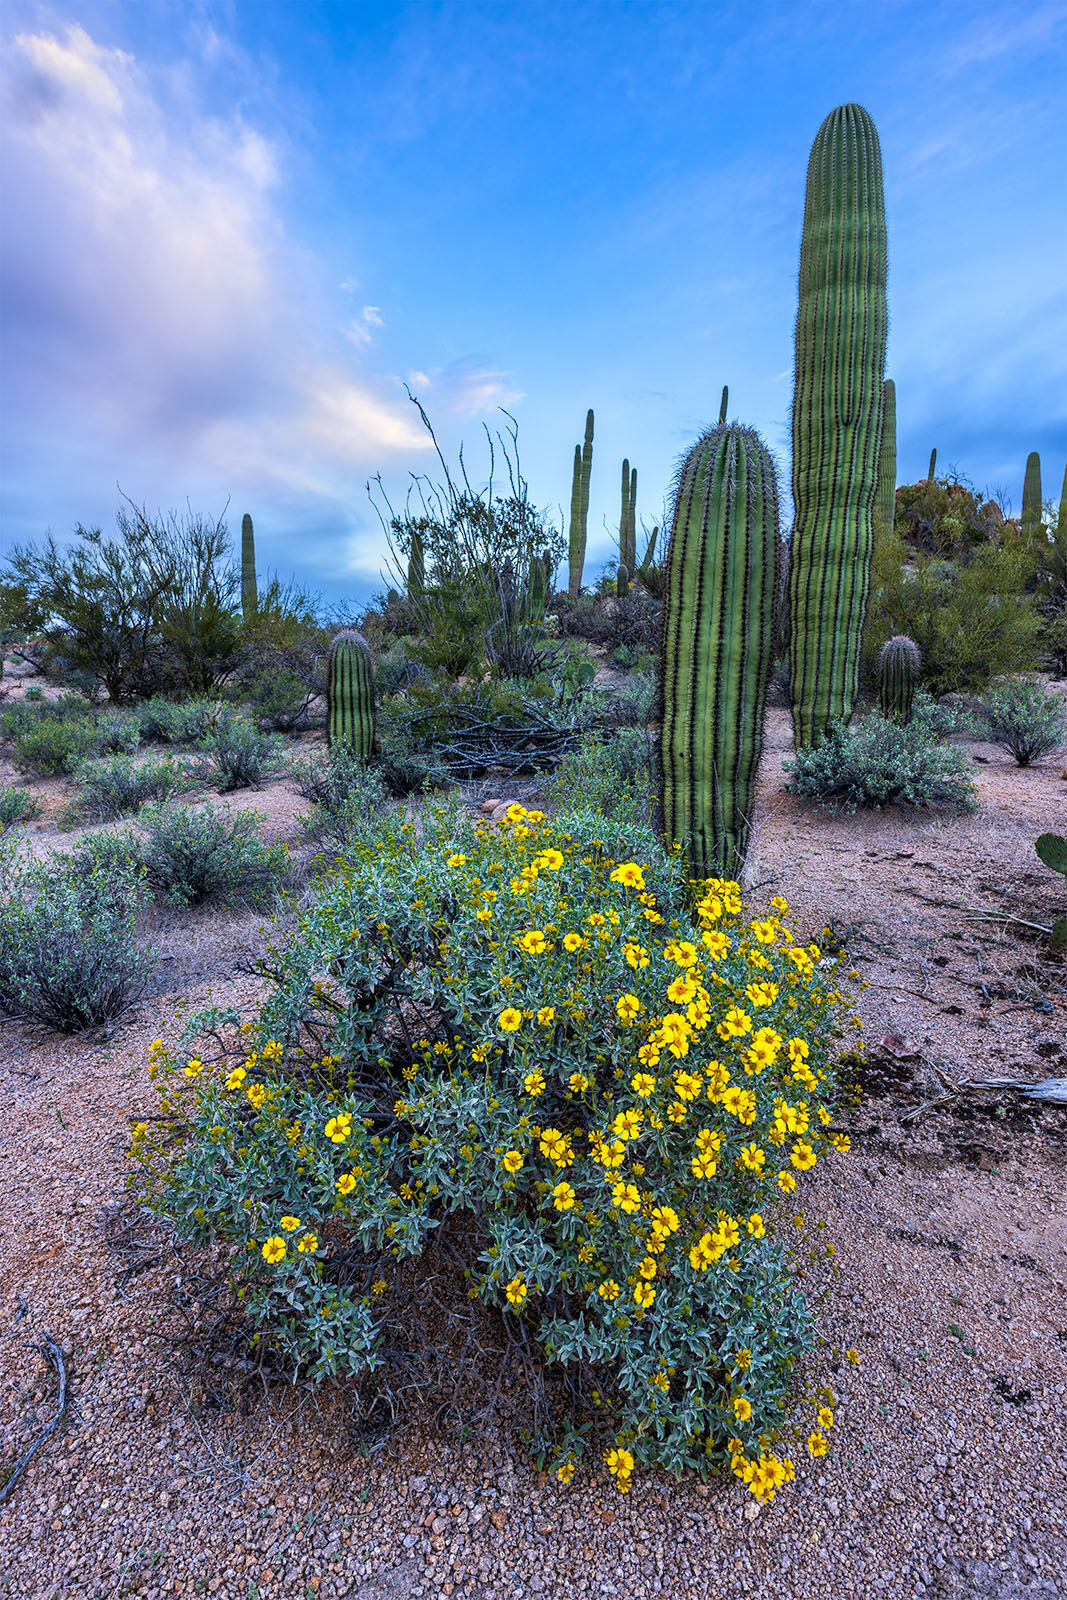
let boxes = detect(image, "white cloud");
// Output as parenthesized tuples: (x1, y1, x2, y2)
(429, 357, 525, 416)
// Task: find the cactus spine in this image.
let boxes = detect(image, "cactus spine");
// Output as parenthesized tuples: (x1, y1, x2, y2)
(568, 410, 594, 598)
(878, 635, 920, 723)
(718, 385, 728, 425)
(327, 630, 376, 760)
(241, 514, 257, 620)
(875, 379, 896, 532)
(660, 422, 780, 881)
(620, 460, 637, 572)
(787, 103, 888, 749)
(1022, 451, 1042, 537)
(927, 447, 937, 483)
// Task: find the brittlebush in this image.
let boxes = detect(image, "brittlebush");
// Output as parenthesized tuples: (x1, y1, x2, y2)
(135, 802, 861, 1503)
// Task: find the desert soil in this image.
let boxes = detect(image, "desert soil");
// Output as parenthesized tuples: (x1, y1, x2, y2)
(0, 692, 1065, 1600)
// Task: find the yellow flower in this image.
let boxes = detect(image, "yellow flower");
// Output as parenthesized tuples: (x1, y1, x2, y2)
(690, 1151, 718, 1179)
(597, 1279, 621, 1301)
(631, 1072, 656, 1099)
(537, 848, 564, 871)
(750, 919, 778, 945)
(279, 1215, 302, 1232)
(604, 1444, 635, 1480)
(623, 942, 650, 969)
(701, 930, 729, 961)
(610, 863, 646, 890)
(831, 1132, 851, 1152)
(372, 1278, 387, 1295)
(790, 1140, 817, 1171)
(224, 1066, 247, 1090)
(732, 1395, 752, 1422)
(615, 993, 642, 1023)
(261, 1236, 286, 1264)
(297, 1232, 318, 1254)
(612, 1108, 643, 1140)
(787, 1037, 810, 1062)
(610, 1180, 642, 1213)
(556, 1459, 576, 1484)
(501, 1149, 524, 1173)
(745, 1213, 766, 1238)
(777, 1169, 797, 1193)
(650, 1204, 680, 1235)
(569, 1072, 590, 1093)
(638, 1256, 657, 1279)
(516, 928, 549, 955)
(447, 853, 468, 868)
(738, 1142, 766, 1173)
(336, 1172, 357, 1195)
(562, 932, 586, 954)
(746, 981, 779, 1008)
(633, 1281, 656, 1309)
(184, 1058, 202, 1079)
(537, 1006, 556, 1026)
(505, 1277, 527, 1308)
(325, 1113, 352, 1143)
(246, 1084, 267, 1110)
(817, 1407, 834, 1429)
(807, 1430, 829, 1457)
(717, 1007, 752, 1040)
(663, 939, 698, 968)
(539, 1128, 574, 1166)
(551, 1181, 576, 1211)
(498, 1007, 523, 1032)
(523, 1069, 546, 1096)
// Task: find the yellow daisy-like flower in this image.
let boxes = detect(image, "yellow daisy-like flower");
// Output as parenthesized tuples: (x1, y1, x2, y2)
(499, 1007, 523, 1032)
(777, 1169, 797, 1193)
(501, 1149, 524, 1173)
(638, 1256, 657, 1279)
(297, 1232, 318, 1254)
(817, 1407, 834, 1429)
(746, 1213, 766, 1238)
(650, 1205, 680, 1235)
(690, 1151, 718, 1179)
(336, 1172, 357, 1195)
(516, 928, 549, 955)
(746, 981, 779, 1008)
(732, 1395, 752, 1422)
(615, 993, 642, 1023)
(604, 1445, 635, 1480)
(610, 862, 646, 891)
(537, 1006, 556, 1026)
(505, 1277, 527, 1308)
(787, 1037, 810, 1062)
(738, 1142, 766, 1173)
(539, 1127, 574, 1166)
(556, 1459, 576, 1484)
(446, 853, 468, 869)
(807, 1430, 829, 1457)
(551, 1180, 576, 1211)
(261, 1236, 286, 1264)
(831, 1132, 851, 1152)
(610, 1180, 642, 1213)
(325, 1113, 352, 1143)
(224, 1066, 247, 1090)
(663, 940, 699, 968)
(717, 1007, 753, 1040)
(597, 1279, 621, 1301)
(561, 932, 585, 954)
(537, 849, 565, 871)
(569, 1072, 590, 1093)
(612, 1108, 643, 1140)
(523, 1069, 546, 1096)
(184, 1058, 203, 1079)
(633, 1281, 656, 1309)
(623, 942, 650, 969)
(790, 1140, 817, 1171)
(279, 1215, 302, 1232)
(701, 930, 729, 960)
(631, 1072, 656, 1098)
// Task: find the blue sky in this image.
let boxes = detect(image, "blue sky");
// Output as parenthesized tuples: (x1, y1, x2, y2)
(2, 0, 1065, 607)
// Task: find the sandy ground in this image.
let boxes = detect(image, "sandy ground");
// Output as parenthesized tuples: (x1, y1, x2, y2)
(0, 690, 1065, 1600)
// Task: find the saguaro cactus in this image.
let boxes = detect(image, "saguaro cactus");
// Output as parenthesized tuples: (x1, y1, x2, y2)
(327, 629, 376, 760)
(927, 448, 937, 483)
(876, 379, 896, 532)
(568, 409, 594, 598)
(718, 385, 728, 426)
(1022, 451, 1043, 538)
(241, 514, 257, 621)
(620, 460, 637, 573)
(878, 635, 920, 723)
(408, 525, 425, 599)
(788, 102, 888, 748)
(660, 422, 780, 881)
(527, 554, 547, 621)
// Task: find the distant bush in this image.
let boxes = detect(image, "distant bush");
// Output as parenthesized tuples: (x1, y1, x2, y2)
(12, 717, 99, 777)
(207, 716, 282, 791)
(22, 687, 45, 703)
(135, 697, 220, 746)
(0, 852, 151, 1031)
(71, 753, 191, 820)
(93, 712, 142, 754)
(593, 673, 656, 730)
(291, 751, 391, 849)
(0, 787, 42, 830)
(979, 680, 1067, 767)
(785, 715, 978, 812)
(138, 802, 289, 907)
(553, 592, 662, 654)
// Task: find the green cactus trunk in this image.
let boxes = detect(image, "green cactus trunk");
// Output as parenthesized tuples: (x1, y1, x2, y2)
(617, 563, 630, 597)
(878, 634, 920, 723)
(660, 422, 780, 882)
(718, 386, 728, 426)
(408, 526, 425, 599)
(620, 460, 637, 573)
(568, 410, 594, 599)
(641, 526, 658, 569)
(788, 102, 888, 749)
(927, 447, 937, 483)
(327, 630, 376, 760)
(875, 378, 896, 532)
(1022, 451, 1042, 538)
(241, 514, 257, 621)
(527, 554, 547, 621)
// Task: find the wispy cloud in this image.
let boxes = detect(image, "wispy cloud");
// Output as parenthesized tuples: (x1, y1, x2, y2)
(414, 357, 525, 416)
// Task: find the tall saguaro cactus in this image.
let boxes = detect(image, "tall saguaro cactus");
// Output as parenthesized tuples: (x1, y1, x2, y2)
(660, 422, 780, 881)
(875, 378, 896, 532)
(619, 459, 637, 573)
(1022, 451, 1042, 538)
(927, 448, 937, 483)
(788, 102, 888, 748)
(568, 409, 594, 598)
(327, 630, 376, 760)
(241, 514, 257, 621)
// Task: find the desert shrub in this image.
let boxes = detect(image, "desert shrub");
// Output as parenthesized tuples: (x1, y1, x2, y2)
(893, 476, 1001, 554)
(12, 716, 99, 777)
(137, 802, 289, 908)
(0, 787, 41, 830)
(546, 728, 656, 826)
(785, 715, 978, 813)
(593, 674, 656, 730)
(979, 680, 1067, 766)
(377, 677, 587, 780)
(207, 715, 282, 791)
(0, 851, 151, 1031)
(67, 827, 144, 882)
(93, 712, 142, 754)
(22, 687, 45, 703)
(909, 689, 981, 741)
(292, 755, 392, 850)
(863, 537, 1042, 694)
(135, 697, 221, 746)
(554, 592, 662, 654)
(71, 753, 191, 820)
(136, 803, 858, 1502)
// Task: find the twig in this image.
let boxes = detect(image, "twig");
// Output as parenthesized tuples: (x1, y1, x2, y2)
(0, 1333, 69, 1506)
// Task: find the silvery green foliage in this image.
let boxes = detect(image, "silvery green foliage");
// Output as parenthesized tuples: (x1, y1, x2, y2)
(0, 786, 41, 830)
(72, 753, 190, 820)
(785, 713, 978, 812)
(207, 713, 282, 791)
(980, 679, 1067, 766)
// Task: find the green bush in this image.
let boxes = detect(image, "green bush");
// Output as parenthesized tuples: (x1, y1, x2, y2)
(136, 802, 857, 1503)
(0, 787, 42, 830)
(71, 753, 191, 820)
(909, 688, 981, 741)
(12, 716, 99, 777)
(207, 715, 282, 791)
(135, 697, 221, 746)
(137, 802, 289, 907)
(0, 851, 151, 1031)
(93, 712, 142, 754)
(979, 680, 1067, 766)
(547, 728, 656, 826)
(785, 714, 978, 813)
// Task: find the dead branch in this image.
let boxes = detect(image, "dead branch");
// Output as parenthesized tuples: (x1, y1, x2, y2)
(0, 1333, 69, 1506)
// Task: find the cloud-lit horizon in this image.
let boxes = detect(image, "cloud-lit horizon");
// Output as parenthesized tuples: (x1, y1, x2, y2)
(2, 2, 1065, 606)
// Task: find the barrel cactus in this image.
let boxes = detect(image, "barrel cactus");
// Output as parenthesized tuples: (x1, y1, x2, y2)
(327, 630, 376, 760)
(875, 378, 896, 533)
(660, 422, 780, 881)
(568, 410, 594, 599)
(787, 103, 888, 748)
(241, 513, 257, 621)
(617, 563, 630, 597)
(878, 635, 920, 723)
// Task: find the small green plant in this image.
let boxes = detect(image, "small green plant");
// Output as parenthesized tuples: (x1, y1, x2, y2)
(0, 787, 41, 831)
(0, 852, 151, 1031)
(22, 686, 45, 703)
(1035, 833, 1067, 949)
(135, 697, 220, 746)
(547, 728, 655, 827)
(137, 803, 289, 908)
(71, 754, 190, 821)
(92, 712, 142, 755)
(12, 717, 98, 777)
(785, 713, 978, 812)
(979, 680, 1067, 767)
(207, 715, 281, 791)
